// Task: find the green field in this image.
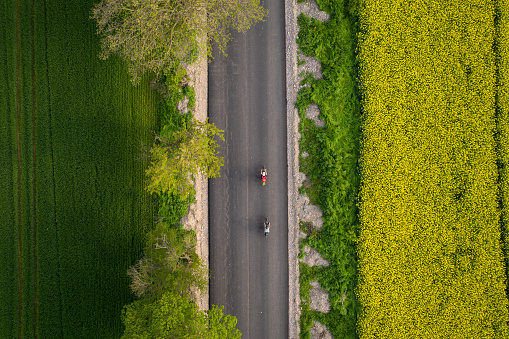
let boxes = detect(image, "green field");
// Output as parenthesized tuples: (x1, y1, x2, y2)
(0, 0, 158, 338)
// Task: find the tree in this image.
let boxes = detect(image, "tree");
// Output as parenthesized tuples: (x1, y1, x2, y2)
(127, 223, 207, 300)
(122, 293, 242, 339)
(205, 305, 242, 339)
(145, 117, 224, 199)
(91, 0, 267, 83)
(121, 291, 207, 339)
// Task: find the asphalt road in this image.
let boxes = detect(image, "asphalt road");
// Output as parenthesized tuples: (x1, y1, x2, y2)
(208, 0, 289, 337)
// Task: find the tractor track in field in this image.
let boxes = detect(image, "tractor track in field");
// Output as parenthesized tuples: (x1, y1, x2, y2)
(31, 0, 38, 336)
(15, 0, 23, 337)
(14, 0, 39, 337)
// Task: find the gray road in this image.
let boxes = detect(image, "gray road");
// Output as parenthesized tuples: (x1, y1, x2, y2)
(208, 0, 289, 337)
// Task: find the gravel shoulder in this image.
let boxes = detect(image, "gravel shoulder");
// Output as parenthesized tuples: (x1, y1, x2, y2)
(181, 45, 209, 311)
(285, 0, 302, 336)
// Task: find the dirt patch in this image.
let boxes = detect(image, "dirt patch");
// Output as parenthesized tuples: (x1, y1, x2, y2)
(296, 179, 324, 230)
(298, 54, 323, 81)
(310, 321, 334, 339)
(297, 0, 331, 22)
(309, 281, 331, 313)
(301, 246, 330, 267)
(305, 103, 325, 128)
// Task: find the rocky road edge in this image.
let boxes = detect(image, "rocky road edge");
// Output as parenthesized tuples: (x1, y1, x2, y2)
(181, 42, 209, 311)
(285, 0, 301, 337)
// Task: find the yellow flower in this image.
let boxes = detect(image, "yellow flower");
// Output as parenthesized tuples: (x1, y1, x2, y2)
(357, 0, 509, 338)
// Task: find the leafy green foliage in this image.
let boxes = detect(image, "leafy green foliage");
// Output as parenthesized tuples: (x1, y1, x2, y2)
(316, 0, 362, 18)
(296, 2, 361, 338)
(122, 76, 238, 338)
(122, 293, 241, 339)
(299, 263, 319, 339)
(205, 305, 242, 339)
(127, 222, 207, 300)
(121, 291, 205, 339)
(158, 96, 192, 138)
(145, 117, 224, 199)
(157, 192, 195, 227)
(184, 85, 196, 109)
(148, 78, 224, 200)
(91, 0, 267, 83)
(124, 200, 241, 338)
(165, 64, 189, 94)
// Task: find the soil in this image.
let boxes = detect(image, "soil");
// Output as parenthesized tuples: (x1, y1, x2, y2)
(310, 321, 335, 339)
(309, 281, 331, 313)
(180, 41, 209, 311)
(302, 246, 330, 267)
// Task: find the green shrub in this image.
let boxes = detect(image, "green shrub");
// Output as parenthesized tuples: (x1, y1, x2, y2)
(183, 85, 196, 109)
(164, 64, 188, 94)
(157, 192, 195, 227)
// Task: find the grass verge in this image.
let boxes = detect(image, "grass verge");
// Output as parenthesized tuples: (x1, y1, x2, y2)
(296, 0, 361, 337)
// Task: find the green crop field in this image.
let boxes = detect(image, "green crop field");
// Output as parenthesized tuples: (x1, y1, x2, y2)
(0, 0, 158, 338)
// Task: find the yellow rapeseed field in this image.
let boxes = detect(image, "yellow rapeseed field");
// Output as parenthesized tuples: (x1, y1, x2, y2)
(499, 0, 509, 273)
(357, 0, 509, 338)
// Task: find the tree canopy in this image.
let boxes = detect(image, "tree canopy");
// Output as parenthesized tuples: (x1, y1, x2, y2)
(92, 0, 267, 83)
(122, 222, 241, 339)
(122, 293, 241, 339)
(145, 117, 224, 199)
(127, 223, 207, 300)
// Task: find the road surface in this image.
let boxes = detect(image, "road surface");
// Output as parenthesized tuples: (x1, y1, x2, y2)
(208, 0, 289, 337)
